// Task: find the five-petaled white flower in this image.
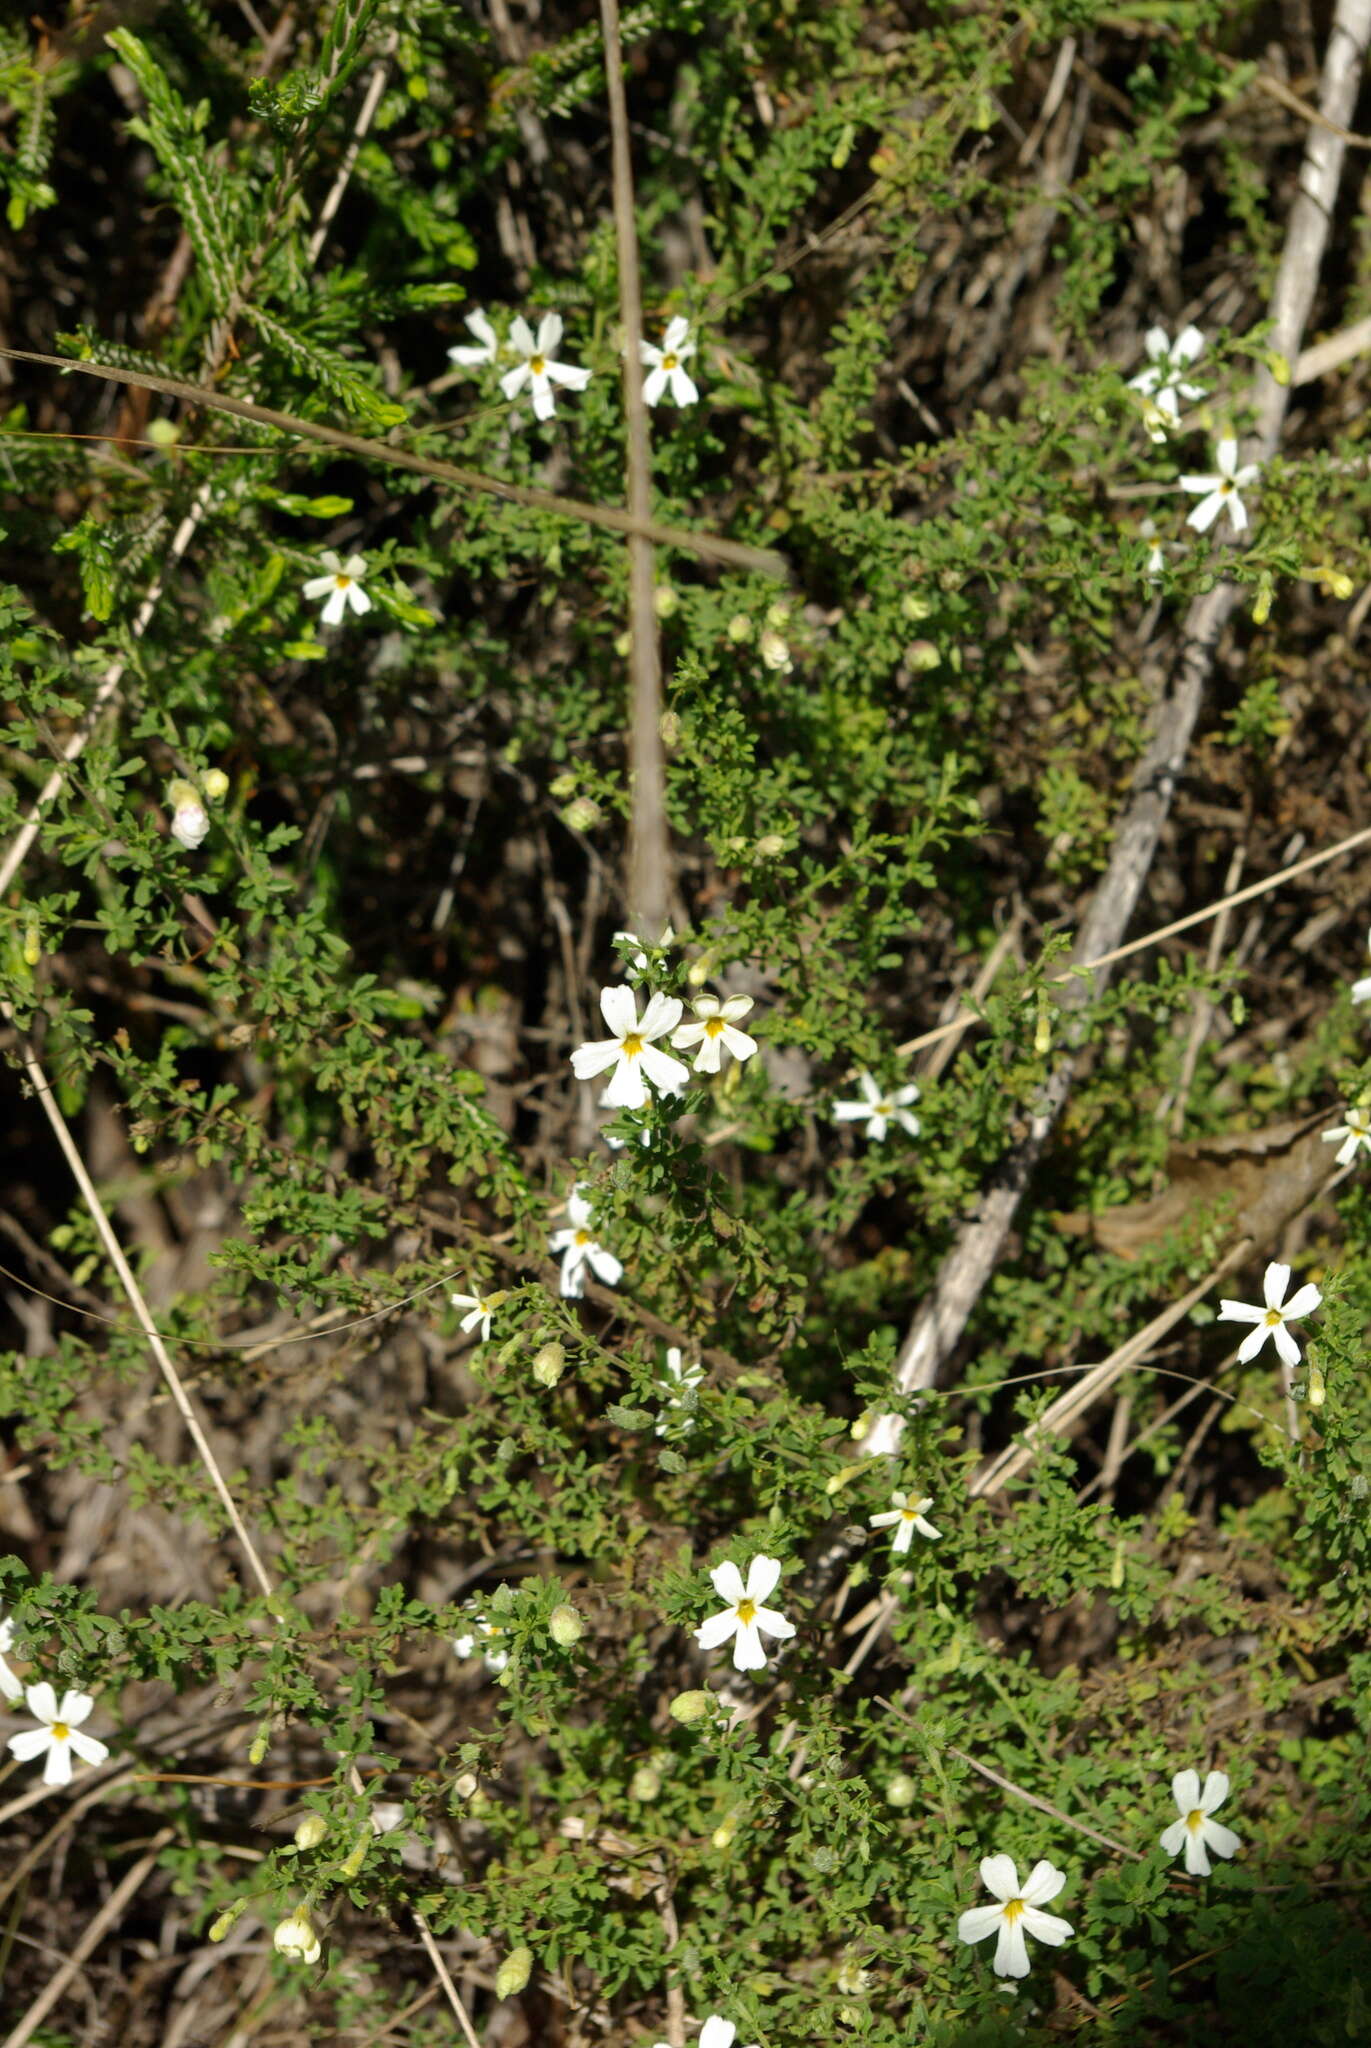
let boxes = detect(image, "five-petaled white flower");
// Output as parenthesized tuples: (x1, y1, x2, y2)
(957, 1854, 1073, 1978)
(500, 313, 591, 422)
(6, 1681, 110, 1786)
(832, 1071, 921, 1143)
(548, 1184, 624, 1300)
(572, 986, 689, 1108)
(641, 317, 699, 408)
(303, 550, 372, 626)
(448, 307, 499, 368)
(672, 993, 758, 1075)
(1180, 439, 1259, 536)
(868, 1489, 941, 1554)
(1352, 929, 1371, 1004)
(0, 1611, 22, 1702)
(1322, 1105, 1371, 1167)
(1160, 1768, 1241, 1876)
(273, 1905, 322, 1965)
(654, 2020, 757, 2048)
(453, 1618, 509, 1674)
(655, 1345, 704, 1435)
(1217, 1259, 1321, 1368)
(1128, 324, 1206, 440)
(450, 1283, 507, 1343)
(695, 1554, 796, 1672)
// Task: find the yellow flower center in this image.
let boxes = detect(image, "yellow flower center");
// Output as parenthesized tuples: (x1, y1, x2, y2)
(1186, 1808, 1206, 1830)
(334, 575, 351, 589)
(574, 1229, 592, 1246)
(900, 1506, 919, 1521)
(530, 354, 546, 375)
(621, 1032, 644, 1057)
(1003, 1898, 1025, 1923)
(704, 1018, 725, 1037)
(51, 1722, 70, 1741)
(662, 352, 678, 370)
(1264, 1307, 1284, 1326)
(735, 1599, 757, 1625)
(1219, 480, 1233, 495)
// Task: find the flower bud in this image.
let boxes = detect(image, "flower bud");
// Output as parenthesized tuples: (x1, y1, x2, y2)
(660, 709, 681, 746)
(901, 593, 932, 622)
(339, 1826, 372, 1879)
(495, 1945, 533, 1999)
(453, 1770, 480, 1800)
(711, 1813, 738, 1848)
(548, 772, 577, 799)
(614, 630, 632, 658)
(759, 629, 792, 672)
(202, 767, 230, 801)
(249, 1728, 270, 1765)
(208, 1899, 246, 1942)
(754, 833, 786, 858)
(726, 613, 753, 643)
(548, 1602, 584, 1647)
(22, 915, 40, 967)
(532, 1341, 565, 1387)
(669, 1688, 713, 1724)
(167, 779, 210, 850)
(1307, 1360, 1326, 1408)
(905, 639, 941, 671)
(885, 1772, 916, 1808)
(562, 797, 601, 833)
(765, 601, 790, 630)
(293, 1813, 328, 1851)
(273, 1905, 321, 1965)
(653, 585, 679, 618)
(631, 1763, 662, 1801)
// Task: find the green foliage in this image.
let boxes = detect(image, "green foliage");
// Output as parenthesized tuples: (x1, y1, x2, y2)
(0, 0, 1368, 2043)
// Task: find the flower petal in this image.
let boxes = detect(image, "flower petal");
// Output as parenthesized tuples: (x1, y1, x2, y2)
(643, 364, 668, 407)
(639, 991, 685, 1040)
(509, 316, 536, 355)
(720, 1025, 758, 1061)
(752, 1605, 794, 1642)
(601, 1057, 649, 1110)
(1159, 1816, 1189, 1858)
(585, 1245, 623, 1287)
(25, 1681, 56, 1725)
(67, 1729, 109, 1768)
(1272, 1321, 1301, 1369)
(731, 1621, 766, 1670)
(499, 361, 531, 401)
(7, 1728, 52, 1762)
(745, 1554, 782, 1604)
(42, 1739, 74, 1787)
(668, 365, 699, 406)
(639, 1043, 691, 1095)
(979, 1854, 1019, 1901)
(1020, 1861, 1066, 1906)
(992, 1916, 1031, 1977)
(1171, 1768, 1201, 1813)
(1217, 1300, 1263, 1324)
(535, 312, 564, 355)
(571, 1037, 623, 1079)
(1021, 1905, 1073, 1947)
(1237, 1323, 1270, 1364)
(957, 1903, 1004, 1946)
(1282, 1282, 1321, 1320)
(1200, 1818, 1241, 1861)
(710, 1560, 746, 1605)
(1263, 1261, 1291, 1309)
(695, 1609, 739, 1651)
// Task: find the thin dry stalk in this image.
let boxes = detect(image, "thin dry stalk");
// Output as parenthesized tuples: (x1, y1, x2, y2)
(865, 0, 1371, 1457)
(600, 0, 671, 937)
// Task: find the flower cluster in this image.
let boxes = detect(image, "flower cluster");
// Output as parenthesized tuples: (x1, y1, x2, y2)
(1124, 323, 1260, 566)
(2, 1614, 111, 1789)
(959, 1770, 1241, 1978)
(449, 304, 701, 417)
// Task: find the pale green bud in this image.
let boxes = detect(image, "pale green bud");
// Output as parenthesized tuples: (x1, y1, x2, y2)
(885, 1772, 916, 1808)
(562, 797, 601, 833)
(669, 1688, 713, 1724)
(901, 593, 932, 621)
(532, 1341, 565, 1387)
(660, 709, 681, 746)
(495, 1945, 533, 1999)
(754, 833, 786, 858)
(653, 585, 679, 618)
(202, 767, 230, 801)
(726, 613, 753, 643)
(905, 640, 941, 671)
(548, 1602, 584, 1647)
(339, 1828, 371, 1880)
(711, 1813, 738, 1848)
(293, 1813, 328, 1850)
(208, 1899, 246, 1941)
(631, 1763, 662, 1801)
(614, 630, 632, 657)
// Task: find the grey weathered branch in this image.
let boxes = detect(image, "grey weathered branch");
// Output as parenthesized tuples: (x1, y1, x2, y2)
(863, 0, 1371, 1461)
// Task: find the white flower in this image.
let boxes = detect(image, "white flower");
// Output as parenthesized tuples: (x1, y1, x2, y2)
(0, 1612, 22, 1703)
(868, 1489, 941, 1554)
(831, 1071, 920, 1142)
(694, 1554, 796, 1672)
(302, 550, 372, 626)
(571, 986, 689, 1109)
(548, 1183, 623, 1299)
(166, 777, 209, 849)
(671, 993, 758, 1075)
(1322, 1105, 1371, 1167)
(273, 1905, 322, 1965)
(641, 317, 699, 408)
(453, 1618, 509, 1674)
(1159, 1768, 1241, 1876)
(1128, 324, 1206, 440)
(1217, 1259, 1321, 1368)
(1139, 518, 1167, 584)
(449, 1283, 507, 1342)
(500, 313, 591, 422)
(1352, 929, 1371, 1004)
(448, 308, 499, 368)
(957, 1855, 1073, 1978)
(6, 1681, 110, 1787)
(654, 1345, 704, 1435)
(655, 2020, 757, 2048)
(1180, 439, 1259, 536)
